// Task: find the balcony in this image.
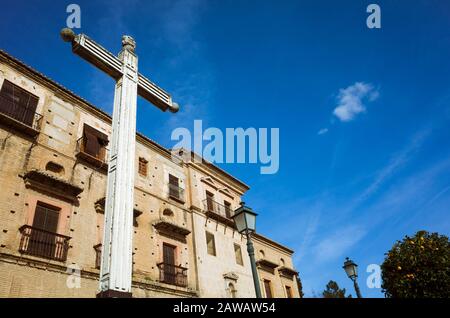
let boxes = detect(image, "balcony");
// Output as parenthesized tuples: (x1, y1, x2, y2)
(75, 136, 108, 170)
(0, 95, 43, 137)
(168, 184, 185, 203)
(18, 225, 71, 262)
(202, 199, 235, 227)
(157, 263, 188, 287)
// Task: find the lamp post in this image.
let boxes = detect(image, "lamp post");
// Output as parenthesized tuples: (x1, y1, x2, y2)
(343, 257, 362, 298)
(232, 202, 262, 298)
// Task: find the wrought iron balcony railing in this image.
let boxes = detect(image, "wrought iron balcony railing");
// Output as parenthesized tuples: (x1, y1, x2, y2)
(18, 225, 70, 262)
(157, 263, 188, 287)
(168, 184, 185, 203)
(203, 199, 233, 219)
(0, 95, 43, 131)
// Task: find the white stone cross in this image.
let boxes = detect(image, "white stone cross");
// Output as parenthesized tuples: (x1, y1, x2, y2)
(60, 28, 179, 297)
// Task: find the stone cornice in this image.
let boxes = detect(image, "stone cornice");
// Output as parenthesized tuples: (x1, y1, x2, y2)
(0, 253, 198, 297)
(253, 233, 294, 255)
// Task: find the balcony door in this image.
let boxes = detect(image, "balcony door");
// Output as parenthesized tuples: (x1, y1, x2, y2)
(163, 243, 176, 284)
(28, 202, 60, 258)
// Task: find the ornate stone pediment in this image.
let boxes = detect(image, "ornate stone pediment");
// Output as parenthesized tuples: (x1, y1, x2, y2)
(278, 266, 298, 279)
(223, 272, 239, 281)
(153, 218, 191, 242)
(23, 170, 83, 201)
(218, 187, 234, 199)
(200, 176, 218, 189)
(256, 258, 279, 274)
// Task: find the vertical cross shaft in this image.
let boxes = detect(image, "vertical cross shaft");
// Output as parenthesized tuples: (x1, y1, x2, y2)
(60, 28, 179, 298)
(98, 36, 138, 297)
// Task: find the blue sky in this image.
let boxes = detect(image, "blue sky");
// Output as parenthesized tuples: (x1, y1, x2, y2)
(1, 0, 450, 297)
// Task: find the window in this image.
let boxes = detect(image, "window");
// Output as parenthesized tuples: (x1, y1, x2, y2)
(27, 202, 61, 258)
(32, 202, 60, 232)
(259, 250, 265, 258)
(168, 174, 184, 202)
(224, 200, 232, 218)
(285, 286, 293, 298)
(234, 244, 243, 265)
(206, 231, 216, 256)
(138, 157, 148, 176)
(228, 283, 237, 298)
(162, 243, 177, 285)
(280, 258, 285, 266)
(79, 124, 109, 161)
(0, 80, 39, 126)
(263, 280, 273, 298)
(206, 191, 214, 211)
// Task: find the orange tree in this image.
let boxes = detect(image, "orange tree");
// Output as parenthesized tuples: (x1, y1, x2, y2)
(381, 230, 450, 298)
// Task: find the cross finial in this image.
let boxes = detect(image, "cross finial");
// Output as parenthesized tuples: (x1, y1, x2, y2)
(122, 35, 136, 52)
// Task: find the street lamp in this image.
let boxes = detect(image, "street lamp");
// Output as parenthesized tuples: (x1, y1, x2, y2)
(232, 202, 262, 298)
(343, 257, 362, 298)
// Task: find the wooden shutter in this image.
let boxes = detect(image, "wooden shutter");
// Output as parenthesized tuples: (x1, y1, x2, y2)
(264, 280, 273, 298)
(138, 158, 147, 176)
(168, 174, 179, 198)
(27, 202, 60, 259)
(0, 80, 38, 126)
(32, 203, 60, 232)
(83, 124, 108, 159)
(163, 244, 176, 284)
(163, 244, 176, 265)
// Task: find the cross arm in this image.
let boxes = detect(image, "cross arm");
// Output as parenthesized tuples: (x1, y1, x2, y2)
(60, 29, 179, 113)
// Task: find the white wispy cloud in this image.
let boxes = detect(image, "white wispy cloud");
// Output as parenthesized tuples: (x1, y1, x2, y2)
(355, 128, 431, 204)
(314, 225, 367, 262)
(333, 82, 379, 122)
(318, 128, 329, 135)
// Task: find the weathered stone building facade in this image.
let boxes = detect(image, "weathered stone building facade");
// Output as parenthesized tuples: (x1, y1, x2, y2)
(0, 50, 300, 298)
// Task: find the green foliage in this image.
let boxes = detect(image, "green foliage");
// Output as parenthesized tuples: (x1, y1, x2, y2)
(381, 230, 450, 298)
(296, 276, 305, 298)
(322, 280, 351, 298)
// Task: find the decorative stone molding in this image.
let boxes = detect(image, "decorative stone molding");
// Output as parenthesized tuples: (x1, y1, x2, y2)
(153, 218, 191, 236)
(256, 258, 279, 274)
(278, 266, 298, 279)
(23, 170, 83, 202)
(223, 272, 239, 281)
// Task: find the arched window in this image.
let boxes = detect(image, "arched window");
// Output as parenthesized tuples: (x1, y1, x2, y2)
(280, 258, 285, 266)
(259, 250, 265, 258)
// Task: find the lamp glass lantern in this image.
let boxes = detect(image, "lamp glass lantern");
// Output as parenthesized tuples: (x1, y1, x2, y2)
(232, 204, 258, 234)
(343, 257, 358, 279)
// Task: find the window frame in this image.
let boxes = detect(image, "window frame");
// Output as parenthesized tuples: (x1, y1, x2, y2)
(205, 231, 216, 256)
